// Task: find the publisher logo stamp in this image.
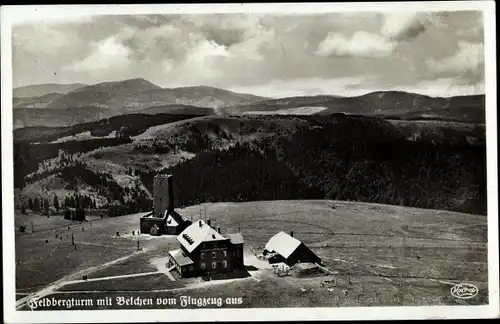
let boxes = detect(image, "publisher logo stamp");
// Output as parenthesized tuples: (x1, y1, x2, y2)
(450, 283, 478, 299)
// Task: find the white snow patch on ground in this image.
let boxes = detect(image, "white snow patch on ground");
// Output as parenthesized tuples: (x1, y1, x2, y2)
(374, 263, 398, 269)
(50, 131, 117, 143)
(132, 118, 198, 140)
(244, 106, 328, 115)
(118, 233, 176, 241)
(244, 253, 272, 270)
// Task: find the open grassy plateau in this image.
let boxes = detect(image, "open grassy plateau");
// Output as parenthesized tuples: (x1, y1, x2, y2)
(15, 200, 487, 310)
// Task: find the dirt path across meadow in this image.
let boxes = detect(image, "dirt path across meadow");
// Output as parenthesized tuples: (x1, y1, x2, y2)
(15, 251, 144, 310)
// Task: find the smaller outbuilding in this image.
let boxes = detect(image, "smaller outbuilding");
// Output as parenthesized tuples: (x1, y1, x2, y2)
(263, 231, 322, 267)
(140, 209, 191, 236)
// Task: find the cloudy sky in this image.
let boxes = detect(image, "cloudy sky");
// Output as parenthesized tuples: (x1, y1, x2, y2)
(12, 10, 485, 98)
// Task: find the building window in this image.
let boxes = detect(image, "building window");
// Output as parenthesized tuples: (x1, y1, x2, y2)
(201, 252, 205, 259)
(223, 260, 228, 268)
(201, 262, 205, 269)
(212, 251, 216, 258)
(223, 250, 227, 257)
(212, 261, 216, 269)
(189, 265, 194, 271)
(236, 249, 240, 257)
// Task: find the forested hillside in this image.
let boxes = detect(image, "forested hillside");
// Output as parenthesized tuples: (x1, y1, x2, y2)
(14, 114, 487, 215)
(136, 116, 486, 215)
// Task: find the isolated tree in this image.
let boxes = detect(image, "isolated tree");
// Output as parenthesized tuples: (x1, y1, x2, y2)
(33, 198, 40, 212)
(43, 198, 49, 216)
(53, 195, 60, 211)
(28, 198, 33, 211)
(20, 204, 27, 215)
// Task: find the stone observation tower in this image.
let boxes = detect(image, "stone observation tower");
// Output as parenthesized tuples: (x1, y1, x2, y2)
(154, 174, 174, 217)
(140, 174, 191, 236)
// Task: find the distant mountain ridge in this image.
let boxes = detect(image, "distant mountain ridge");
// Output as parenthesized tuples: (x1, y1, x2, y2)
(13, 92, 65, 109)
(13, 83, 87, 98)
(12, 78, 485, 127)
(223, 91, 485, 123)
(45, 78, 270, 111)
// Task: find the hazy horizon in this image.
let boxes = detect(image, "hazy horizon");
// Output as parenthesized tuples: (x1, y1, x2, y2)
(12, 11, 485, 98)
(12, 76, 486, 100)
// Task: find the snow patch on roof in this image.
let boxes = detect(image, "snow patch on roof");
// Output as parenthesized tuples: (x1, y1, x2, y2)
(226, 233, 244, 245)
(177, 220, 227, 253)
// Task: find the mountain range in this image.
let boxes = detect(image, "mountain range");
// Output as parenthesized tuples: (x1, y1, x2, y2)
(12, 78, 485, 128)
(14, 78, 268, 111)
(13, 83, 87, 98)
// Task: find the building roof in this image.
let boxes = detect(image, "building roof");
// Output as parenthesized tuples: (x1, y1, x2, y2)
(168, 249, 194, 266)
(166, 214, 179, 227)
(177, 220, 227, 253)
(226, 233, 244, 245)
(165, 210, 189, 226)
(264, 231, 302, 259)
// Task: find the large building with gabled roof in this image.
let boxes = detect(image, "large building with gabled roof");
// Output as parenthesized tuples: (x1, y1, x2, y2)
(263, 231, 321, 267)
(167, 219, 244, 277)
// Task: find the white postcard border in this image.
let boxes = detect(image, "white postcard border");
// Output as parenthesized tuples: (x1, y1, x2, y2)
(2, 2, 498, 322)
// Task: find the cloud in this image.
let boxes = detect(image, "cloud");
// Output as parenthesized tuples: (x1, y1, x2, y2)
(228, 26, 276, 61)
(426, 41, 484, 74)
(12, 12, 486, 97)
(381, 12, 427, 41)
(316, 31, 396, 58)
(315, 12, 431, 59)
(343, 76, 484, 97)
(228, 75, 377, 98)
(410, 78, 484, 97)
(13, 24, 77, 55)
(67, 36, 132, 73)
(186, 39, 231, 62)
(162, 39, 232, 84)
(228, 73, 484, 98)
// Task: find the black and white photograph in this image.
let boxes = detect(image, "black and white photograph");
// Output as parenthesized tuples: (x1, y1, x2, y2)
(1, 2, 498, 322)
